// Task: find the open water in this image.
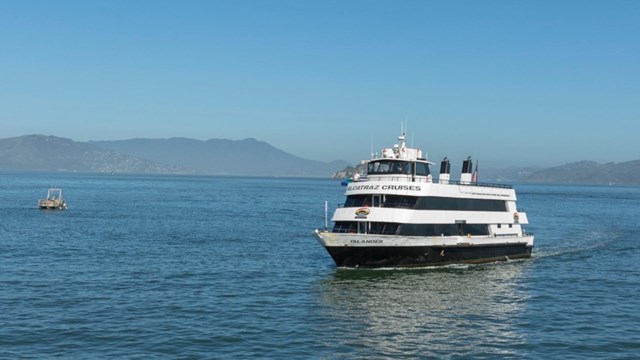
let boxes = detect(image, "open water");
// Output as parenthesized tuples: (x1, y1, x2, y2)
(1, 173, 639, 359)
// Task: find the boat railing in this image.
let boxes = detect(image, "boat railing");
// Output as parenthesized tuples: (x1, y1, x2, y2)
(353, 176, 513, 189)
(442, 179, 513, 189)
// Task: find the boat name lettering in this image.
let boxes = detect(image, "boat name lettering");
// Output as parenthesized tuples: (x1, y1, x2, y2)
(348, 184, 380, 191)
(350, 239, 384, 244)
(381, 185, 421, 191)
(348, 184, 421, 191)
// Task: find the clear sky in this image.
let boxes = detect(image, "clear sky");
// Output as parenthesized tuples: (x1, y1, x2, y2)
(1, 1, 638, 167)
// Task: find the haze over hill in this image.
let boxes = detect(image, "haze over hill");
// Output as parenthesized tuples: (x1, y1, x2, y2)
(524, 160, 640, 185)
(91, 137, 349, 176)
(0, 135, 349, 177)
(0, 135, 188, 173)
(2, 134, 640, 184)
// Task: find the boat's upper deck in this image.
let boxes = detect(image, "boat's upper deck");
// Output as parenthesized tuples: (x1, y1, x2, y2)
(364, 158, 512, 190)
(359, 131, 512, 191)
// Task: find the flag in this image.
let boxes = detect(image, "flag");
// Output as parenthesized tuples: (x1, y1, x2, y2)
(471, 161, 478, 183)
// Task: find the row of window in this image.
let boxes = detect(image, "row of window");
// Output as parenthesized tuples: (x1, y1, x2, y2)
(344, 195, 507, 212)
(367, 160, 431, 176)
(333, 221, 493, 236)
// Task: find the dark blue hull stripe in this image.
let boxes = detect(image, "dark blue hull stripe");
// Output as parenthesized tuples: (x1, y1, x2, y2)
(325, 244, 532, 268)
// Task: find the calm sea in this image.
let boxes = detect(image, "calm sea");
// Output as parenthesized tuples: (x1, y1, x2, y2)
(1, 173, 639, 359)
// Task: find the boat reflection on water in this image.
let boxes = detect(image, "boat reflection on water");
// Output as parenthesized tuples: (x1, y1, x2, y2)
(316, 262, 531, 358)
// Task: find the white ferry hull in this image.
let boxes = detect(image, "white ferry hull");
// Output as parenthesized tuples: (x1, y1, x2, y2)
(315, 230, 533, 268)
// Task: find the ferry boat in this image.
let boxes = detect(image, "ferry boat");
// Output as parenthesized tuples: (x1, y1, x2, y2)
(314, 132, 533, 268)
(38, 188, 67, 210)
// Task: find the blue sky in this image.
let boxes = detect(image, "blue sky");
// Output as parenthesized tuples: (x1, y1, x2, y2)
(1, 1, 638, 167)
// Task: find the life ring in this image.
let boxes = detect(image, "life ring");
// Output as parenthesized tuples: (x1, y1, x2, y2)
(513, 212, 519, 222)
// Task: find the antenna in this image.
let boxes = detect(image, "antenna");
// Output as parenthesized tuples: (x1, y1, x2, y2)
(404, 116, 408, 137)
(324, 200, 328, 229)
(370, 134, 374, 159)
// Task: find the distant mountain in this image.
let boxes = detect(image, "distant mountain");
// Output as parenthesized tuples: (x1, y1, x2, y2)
(91, 137, 349, 177)
(474, 166, 544, 183)
(0, 135, 190, 173)
(5, 135, 639, 183)
(0, 135, 349, 177)
(524, 160, 640, 185)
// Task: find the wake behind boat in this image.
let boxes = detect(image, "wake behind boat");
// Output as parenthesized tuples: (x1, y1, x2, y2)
(315, 131, 534, 268)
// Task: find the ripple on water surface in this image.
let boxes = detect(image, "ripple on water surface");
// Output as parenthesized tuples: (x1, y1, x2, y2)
(1, 177, 639, 358)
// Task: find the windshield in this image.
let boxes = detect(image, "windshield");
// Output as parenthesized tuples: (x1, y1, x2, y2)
(367, 160, 430, 176)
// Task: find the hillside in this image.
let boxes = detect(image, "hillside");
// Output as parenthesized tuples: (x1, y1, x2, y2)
(4, 135, 639, 183)
(0, 135, 349, 177)
(91, 137, 349, 177)
(524, 160, 640, 185)
(0, 135, 189, 173)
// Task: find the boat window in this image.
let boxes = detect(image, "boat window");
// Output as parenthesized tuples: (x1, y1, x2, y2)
(333, 222, 358, 233)
(462, 224, 490, 235)
(372, 195, 382, 207)
(368, 222, 400, 235)
(383, 195, 417, 208)
(368, 160, 412, 175)
(415, 162, 431, 176)
(344, 195, 370, 207)
(348, 195, 506, 211)
(416, 197, 507, 212)
(333, 221, 489, 236)
(398, 223, 489, 236)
